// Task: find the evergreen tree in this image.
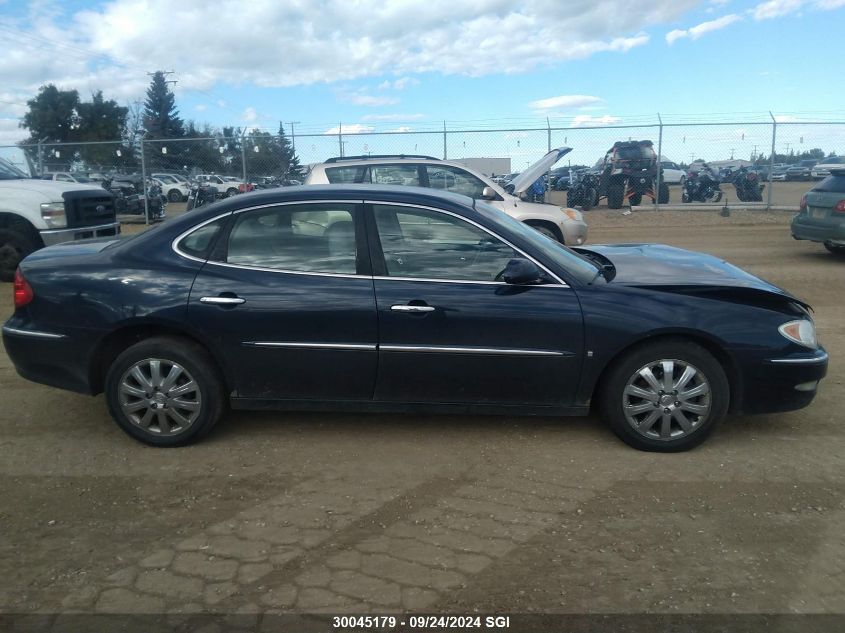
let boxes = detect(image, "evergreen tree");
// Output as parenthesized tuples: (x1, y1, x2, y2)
(278, 122, 302, 179)
(143, 72, 184, 139)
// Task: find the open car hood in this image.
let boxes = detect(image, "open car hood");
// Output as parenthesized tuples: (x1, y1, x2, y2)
(509, 147, 572, 195)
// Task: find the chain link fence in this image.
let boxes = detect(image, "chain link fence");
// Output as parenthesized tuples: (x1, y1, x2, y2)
(3, 117, 844, 222)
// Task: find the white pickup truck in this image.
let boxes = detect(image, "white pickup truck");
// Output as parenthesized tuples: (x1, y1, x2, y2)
(0, 152, 119, 282)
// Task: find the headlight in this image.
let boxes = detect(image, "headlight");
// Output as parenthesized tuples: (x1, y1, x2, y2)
(561, 207, 581, 221)
(778, 319, 818, 349)
(40, 202, 67, 228)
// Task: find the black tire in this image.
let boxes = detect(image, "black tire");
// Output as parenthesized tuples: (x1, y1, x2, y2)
(226, 188, 239, 198)
(0, 227, 39, 282)
(167, 189, 182, 202)
(598, 340, 729, 452)
(681, 189, 692, 203)
(105, 336, 225, 447)
(607, 179, 625, 209)
(628, 193, 642, 206)
(526, 222, 561, 243)
(566, 189, 583, 208)
(824, 242, 845, 256)
(587, 188, 599, 209)
(658, 182, 670, 204)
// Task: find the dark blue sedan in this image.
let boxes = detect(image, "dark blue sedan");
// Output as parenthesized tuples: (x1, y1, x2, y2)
(2, 185, 828, 451)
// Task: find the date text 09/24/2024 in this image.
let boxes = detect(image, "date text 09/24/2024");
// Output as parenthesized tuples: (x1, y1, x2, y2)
(333, 615, 511, 629)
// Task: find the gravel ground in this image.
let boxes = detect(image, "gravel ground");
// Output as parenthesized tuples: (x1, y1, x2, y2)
(0, 210, 843, 629)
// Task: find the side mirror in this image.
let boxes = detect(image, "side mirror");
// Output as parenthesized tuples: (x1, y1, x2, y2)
(502, 258, 542, 285)
(481, 186, 497, 200)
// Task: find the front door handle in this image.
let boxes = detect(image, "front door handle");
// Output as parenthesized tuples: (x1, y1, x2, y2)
(391, 304, 435, 313)
(201, 296, 246, 305)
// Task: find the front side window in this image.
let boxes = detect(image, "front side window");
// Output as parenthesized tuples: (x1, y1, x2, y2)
(225, 203, 358, 274)
(425, 166, 487, 198)
(373, 204, 518, 281)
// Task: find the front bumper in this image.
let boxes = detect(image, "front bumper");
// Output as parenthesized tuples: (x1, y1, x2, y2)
(561, 219, 588, 246)
(791, 215, 845, 244)
(738, 348, 828, 414)
(40, 221, 121, 247)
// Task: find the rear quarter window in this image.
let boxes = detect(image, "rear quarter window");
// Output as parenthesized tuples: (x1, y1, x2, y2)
(325, 166, 369, 183)
(813, 175, 845, 193)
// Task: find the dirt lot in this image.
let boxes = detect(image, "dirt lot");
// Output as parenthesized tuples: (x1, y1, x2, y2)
(1, 209, 844, 627)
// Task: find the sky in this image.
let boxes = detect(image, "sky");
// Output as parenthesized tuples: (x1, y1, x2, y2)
(1, 0, 844, 167)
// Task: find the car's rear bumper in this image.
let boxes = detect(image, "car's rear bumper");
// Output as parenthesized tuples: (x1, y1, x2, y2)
(738, 348, 828, 414)
(2, 322, 96, 395)
(791, 215, 845, 244)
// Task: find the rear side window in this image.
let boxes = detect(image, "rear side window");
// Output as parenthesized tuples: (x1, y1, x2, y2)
(325, 166, 368, 183)
(177, 218, 227, 259)
(225, 203, 358, 274)
(813, 175, 845, 193)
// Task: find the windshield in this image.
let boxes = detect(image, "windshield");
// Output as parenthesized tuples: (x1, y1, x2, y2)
(0, 157, 28, 180)
(474, 200, 600, 284)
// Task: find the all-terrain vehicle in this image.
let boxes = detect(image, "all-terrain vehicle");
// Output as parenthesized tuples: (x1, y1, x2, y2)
(569, 140, 669, 209)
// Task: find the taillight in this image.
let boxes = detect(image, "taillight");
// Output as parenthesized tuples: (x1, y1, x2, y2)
(799, 195, 807, 211)
(13, 268, 34, 308)
(834, 200, 845, 214)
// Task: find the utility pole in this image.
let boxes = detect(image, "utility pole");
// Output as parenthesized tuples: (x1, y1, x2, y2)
(147, 70, 178, 87)
(729, 148, 735, 159)
(285, 121, 300, 153)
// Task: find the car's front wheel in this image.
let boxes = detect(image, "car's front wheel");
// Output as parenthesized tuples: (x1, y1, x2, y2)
(0, 227, 38, 282)
(599, 340, 729, 452)
(168, 189, 183, 202)
(105, 337, 225, 446)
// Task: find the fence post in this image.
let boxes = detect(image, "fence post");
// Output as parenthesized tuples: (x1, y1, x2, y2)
(767, 112, 777, 211)
(655, 114, 663, 212)
(338, 123, 343, 157)
(139, 139, 150, 226)
(443, 121, 447, 160)
(241, 132, 247, 184)
(37, 140, 44, 176)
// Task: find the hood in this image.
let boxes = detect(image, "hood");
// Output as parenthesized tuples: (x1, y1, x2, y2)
(509, 147, 572, 195)
(0, 178, 103, 199)
(577, 243, 807, 306)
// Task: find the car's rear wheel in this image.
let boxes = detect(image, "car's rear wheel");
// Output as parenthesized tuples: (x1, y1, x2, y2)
(105, 337, 225, 446)
(824, 242, 845, 256)
(0, 227, 39, 282)
(599, 340, 729, 452)
(226, 187, 238, 197)
(168, 189, 182, 202)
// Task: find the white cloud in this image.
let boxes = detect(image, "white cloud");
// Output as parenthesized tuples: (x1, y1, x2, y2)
(0, 118, 28, 145)
(0, 0, 698, 102)
(570, 114, 621, 126)
(242, 106, 258, 122)
(390, 126, 413, 132)
(194, 104, 208, 111)
(362, 113, 426, 121)
(752, 0, 804, 19)
(343, 93, 400, 107)
(528, 95, 603, 111)
(666, 14, 742, 43)
(752, 0, 845, 19)
(323, 124, 374, 135)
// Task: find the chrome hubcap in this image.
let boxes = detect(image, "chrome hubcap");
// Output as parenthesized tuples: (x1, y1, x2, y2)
(622, 359, 711, 441)
(118, 359, 202, 436)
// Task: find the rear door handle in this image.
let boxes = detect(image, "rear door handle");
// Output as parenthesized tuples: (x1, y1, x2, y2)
(201, 296, 246, 305)
(391, 304, 435, 313)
